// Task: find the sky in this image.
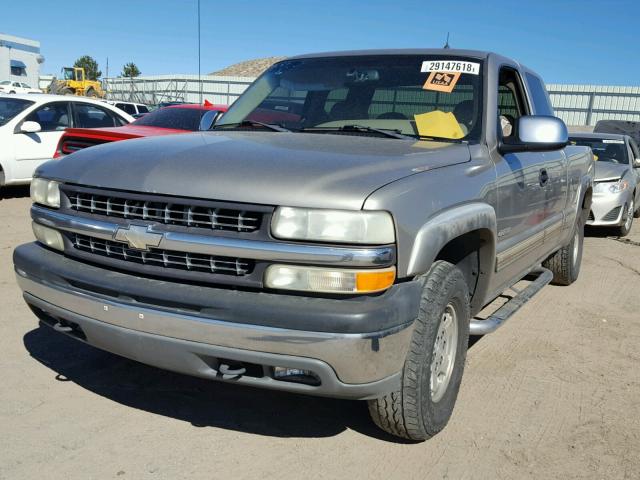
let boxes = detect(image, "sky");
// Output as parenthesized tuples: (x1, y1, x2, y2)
(2, 0, 639, 85)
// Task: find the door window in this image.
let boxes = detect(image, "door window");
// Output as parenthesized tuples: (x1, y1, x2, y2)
(74, 103, 124, 128)
(497, 67, 529, 138)
(525, 72, 554, 116)
(25, 102, 71, 131)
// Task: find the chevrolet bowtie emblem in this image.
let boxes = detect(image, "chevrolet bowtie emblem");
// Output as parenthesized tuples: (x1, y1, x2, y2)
(114, 225, 163, 251)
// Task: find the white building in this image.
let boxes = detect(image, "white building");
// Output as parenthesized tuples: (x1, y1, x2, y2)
(0, 33, 44, 89)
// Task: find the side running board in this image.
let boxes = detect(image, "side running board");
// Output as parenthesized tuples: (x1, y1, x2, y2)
(469, 267, 553, 335)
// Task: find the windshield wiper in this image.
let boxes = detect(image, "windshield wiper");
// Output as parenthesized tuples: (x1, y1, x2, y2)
(301, 125, 414, 140)
(214, 120, 291, 132)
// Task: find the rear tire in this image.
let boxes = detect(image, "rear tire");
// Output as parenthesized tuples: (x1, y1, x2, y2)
(543, 220, 584, 286)
(60, 88, 75, 96)
(368, 261, 470, 441)
(616, 200, 634, 237)
(85, 88, 97, 98)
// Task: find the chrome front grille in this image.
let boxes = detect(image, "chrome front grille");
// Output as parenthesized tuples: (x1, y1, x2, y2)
(71, 233, 253, 276)
(65, 190, 262, 232)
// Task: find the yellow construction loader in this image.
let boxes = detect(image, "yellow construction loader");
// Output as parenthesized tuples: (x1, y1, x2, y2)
(47, 67, 105, 98)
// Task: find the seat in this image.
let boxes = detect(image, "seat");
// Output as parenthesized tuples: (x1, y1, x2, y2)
(377, 112, 408, 120)
(453, 100, 474, 130)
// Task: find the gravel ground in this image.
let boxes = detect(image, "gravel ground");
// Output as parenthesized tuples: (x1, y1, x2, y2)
(1, 186, 639, 480)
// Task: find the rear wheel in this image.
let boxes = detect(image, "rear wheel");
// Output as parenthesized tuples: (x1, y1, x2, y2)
(60, 87, 75, 96)
(616, 200, 634, 237)
(543, 219, 584, 286)
(85, 88, 97, 98)
(368, 261, 470, 441)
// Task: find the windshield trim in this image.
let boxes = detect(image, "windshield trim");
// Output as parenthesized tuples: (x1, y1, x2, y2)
(218, 54, 484, 143)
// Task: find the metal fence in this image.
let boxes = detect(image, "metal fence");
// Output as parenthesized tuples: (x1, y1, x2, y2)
(103, 75, 640, 127)
(103, 74, 255, 106)
(547, 84, 640, 126)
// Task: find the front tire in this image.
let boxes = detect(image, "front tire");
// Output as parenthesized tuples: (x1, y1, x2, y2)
(616, 200, 634, 237)
(368, 261, 470, 441)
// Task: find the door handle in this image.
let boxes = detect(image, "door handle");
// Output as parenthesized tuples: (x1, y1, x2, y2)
(539, 169, 549, 186)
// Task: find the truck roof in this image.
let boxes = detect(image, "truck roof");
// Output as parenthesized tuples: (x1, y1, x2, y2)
(290, 48, 491, 60)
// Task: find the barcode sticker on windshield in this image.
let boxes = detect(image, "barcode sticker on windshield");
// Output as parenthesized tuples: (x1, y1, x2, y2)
(602, 139, 624, 144)
(421, 60, 480, 75)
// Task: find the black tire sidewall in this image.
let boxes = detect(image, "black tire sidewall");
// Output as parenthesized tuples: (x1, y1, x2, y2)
(408, 263, 470, 436)
(421, 289, 469, 430)
(571, 220, 584, 282)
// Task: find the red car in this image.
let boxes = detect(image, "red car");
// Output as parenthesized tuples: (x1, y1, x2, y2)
(54, 102, 227, 158)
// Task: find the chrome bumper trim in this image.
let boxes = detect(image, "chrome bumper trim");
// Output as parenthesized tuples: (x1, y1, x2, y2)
(17, 273, 413, 384)
(31, 205, 395, 267)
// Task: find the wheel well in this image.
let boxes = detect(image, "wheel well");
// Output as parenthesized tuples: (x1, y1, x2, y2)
(434, 228, 494, 315)
(581, 186, 593, 224)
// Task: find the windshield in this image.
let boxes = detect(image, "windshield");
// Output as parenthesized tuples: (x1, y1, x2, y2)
(132, 107, 208, 131)
(570, 137, 629, 164)
(0, 81, 10, 86)
(0, 98, 34, 127)
(218, 55, 484, 141)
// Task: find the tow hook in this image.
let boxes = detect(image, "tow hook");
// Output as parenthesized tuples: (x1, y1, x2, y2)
(53, 322, 73, 333)
(218, 363, 246, 377)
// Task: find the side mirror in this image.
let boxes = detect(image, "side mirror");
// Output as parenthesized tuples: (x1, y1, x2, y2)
(199, 110, 223, 131)
(499, 116, 568, 154)
(17, 121, 42, 134)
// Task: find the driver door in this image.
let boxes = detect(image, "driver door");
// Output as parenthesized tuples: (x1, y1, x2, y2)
(12, 101, 71, 180)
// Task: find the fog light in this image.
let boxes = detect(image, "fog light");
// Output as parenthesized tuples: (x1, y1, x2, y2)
(32, 222, 65, 251)
(264, 265, 395, 294)
(273, 367, 321, 386)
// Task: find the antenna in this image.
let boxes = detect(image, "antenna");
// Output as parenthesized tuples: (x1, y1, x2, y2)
(444, 32, 450, 49)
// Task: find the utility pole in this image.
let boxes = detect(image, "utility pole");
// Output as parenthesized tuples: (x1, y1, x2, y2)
(105, 57, 109, 98)
(197, 0, 202, 104)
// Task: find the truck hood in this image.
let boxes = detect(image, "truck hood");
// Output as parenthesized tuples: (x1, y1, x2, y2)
(593, 161, 628, 181)
(38, 131, 471, 210)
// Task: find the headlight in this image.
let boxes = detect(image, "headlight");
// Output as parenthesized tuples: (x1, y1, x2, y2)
(271, 207, 395, 244)
(265, 265, 396, 294)
(594, 179, 629, 194)
(30, 178, 60, 208)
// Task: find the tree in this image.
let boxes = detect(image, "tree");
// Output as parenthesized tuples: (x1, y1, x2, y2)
(122, 62, 141, 78)
(73, 56, 101, 80)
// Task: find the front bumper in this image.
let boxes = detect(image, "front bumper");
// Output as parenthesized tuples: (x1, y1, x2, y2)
(14, 243, 420, 399)
(586, 189, 632, 226)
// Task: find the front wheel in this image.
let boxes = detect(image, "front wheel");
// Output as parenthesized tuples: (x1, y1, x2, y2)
(616, 200, 634, 237)
(368, 261, 470, 441)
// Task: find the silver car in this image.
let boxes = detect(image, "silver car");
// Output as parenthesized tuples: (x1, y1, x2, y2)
(570, 133, 640, 236)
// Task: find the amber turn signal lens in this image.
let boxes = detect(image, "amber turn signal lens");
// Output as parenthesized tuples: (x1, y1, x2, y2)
(356, 269, 396, 293)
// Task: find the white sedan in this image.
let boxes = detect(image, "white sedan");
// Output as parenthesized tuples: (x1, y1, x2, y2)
(0, 81, 42, 94)
(0, 94, 135, 187)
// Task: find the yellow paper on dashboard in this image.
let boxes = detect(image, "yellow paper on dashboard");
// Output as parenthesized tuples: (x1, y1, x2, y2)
(414, 110, 464, 139)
